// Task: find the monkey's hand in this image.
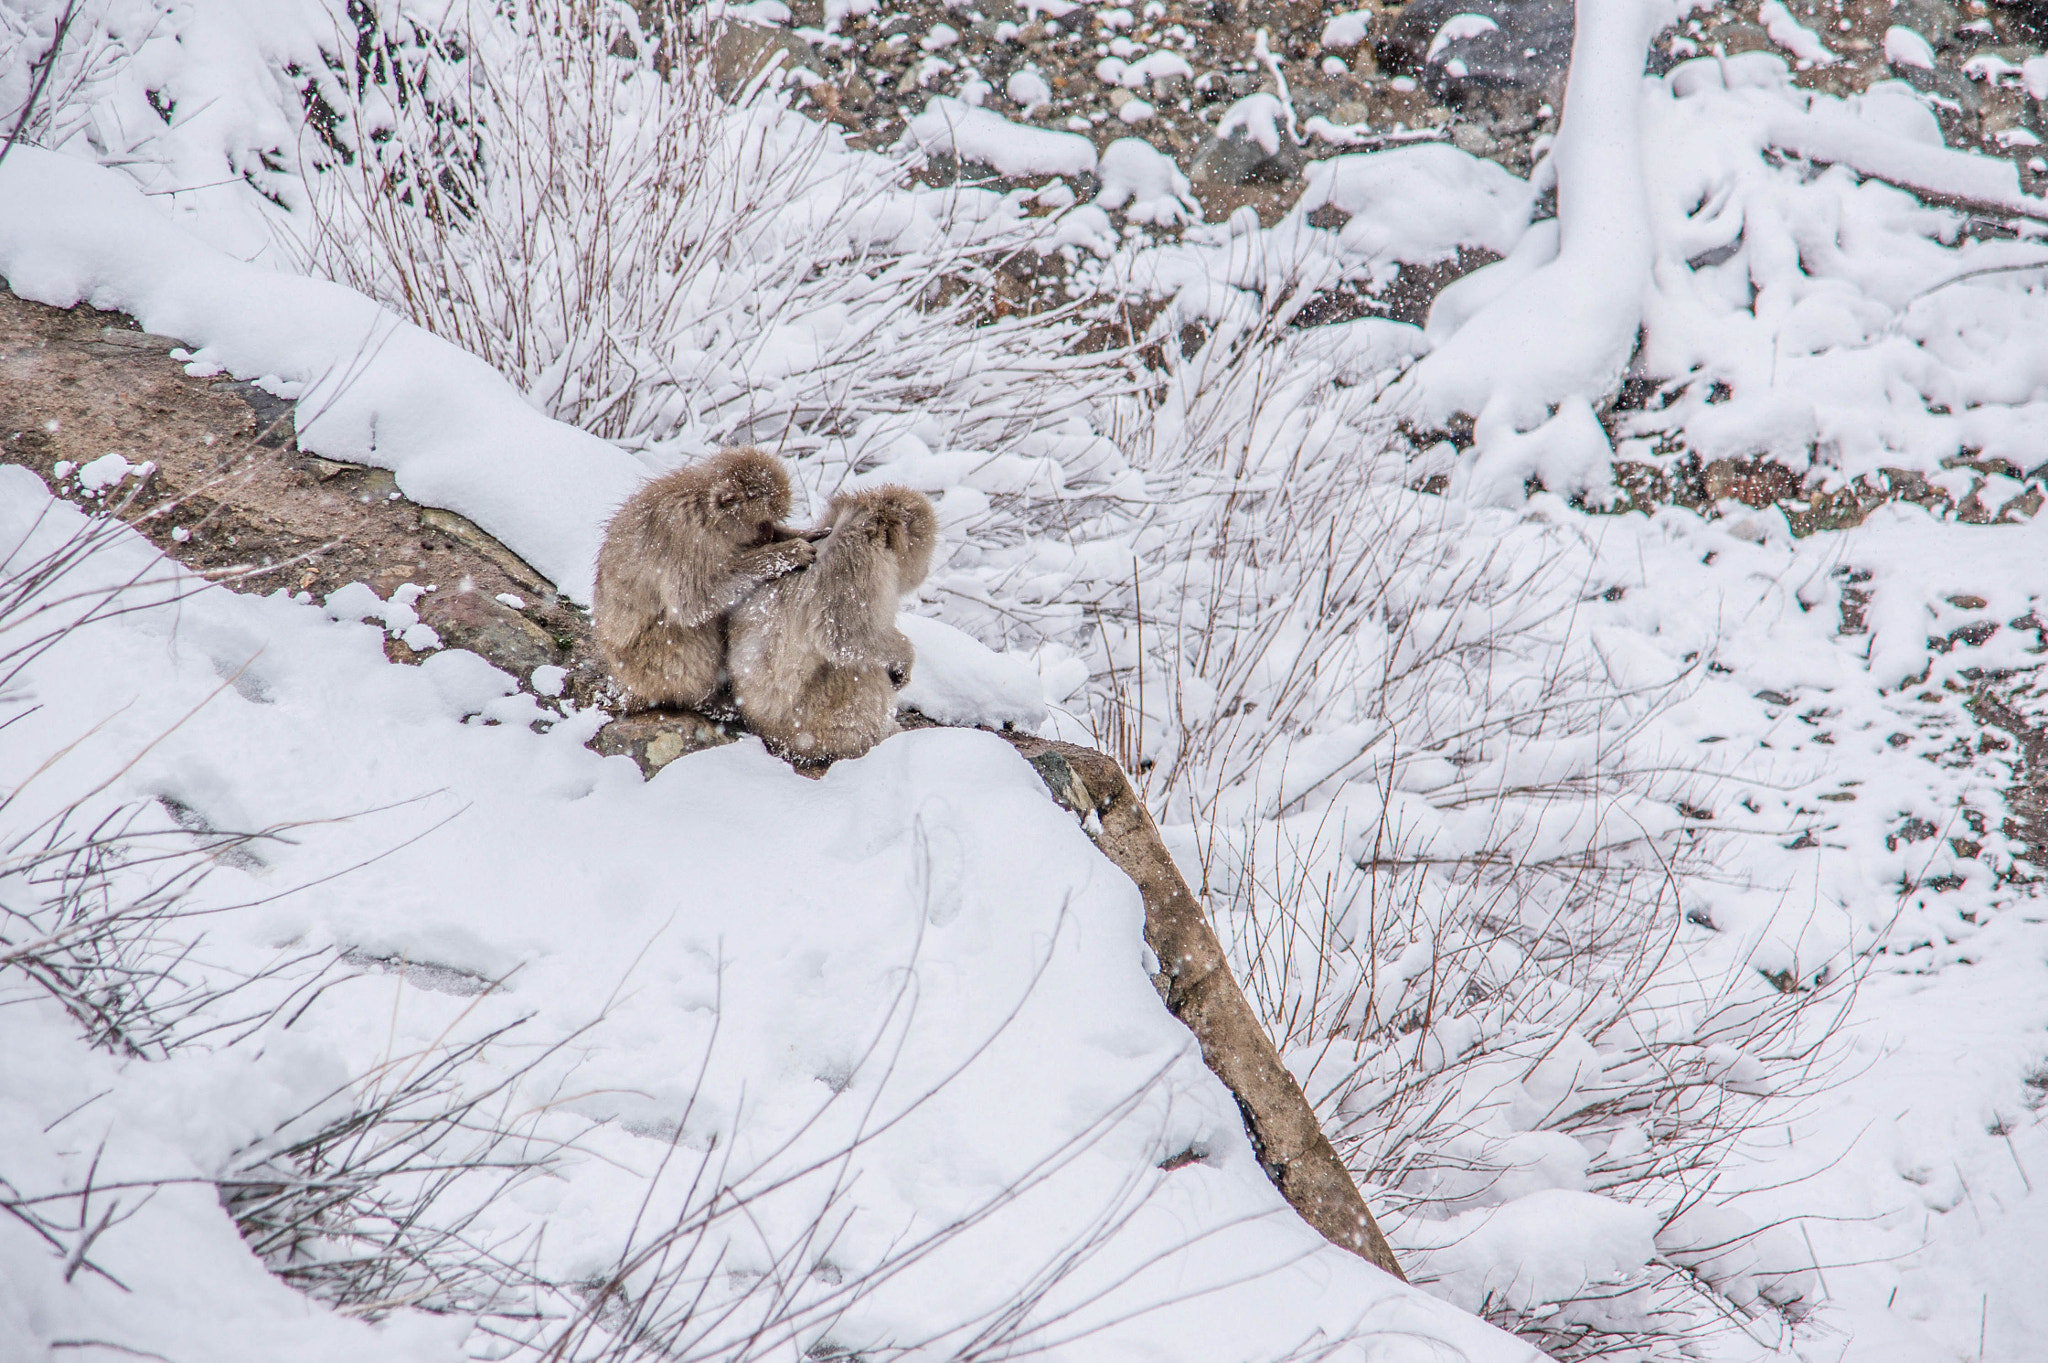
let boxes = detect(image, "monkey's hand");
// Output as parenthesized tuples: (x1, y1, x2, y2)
(743, 537, 816, 576)
(713, 538, 816, 614)
(883, 633, 915, 690)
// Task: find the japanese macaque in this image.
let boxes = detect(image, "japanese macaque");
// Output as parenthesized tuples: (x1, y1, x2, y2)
(728, 486, 939, 765)
(592, 448, 817, 712)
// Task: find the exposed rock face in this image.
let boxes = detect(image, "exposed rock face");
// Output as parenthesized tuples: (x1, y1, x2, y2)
(1191, 123, 1306, 185)
(589, 709, 742, 775)
(1001, 732, 1407, 1280)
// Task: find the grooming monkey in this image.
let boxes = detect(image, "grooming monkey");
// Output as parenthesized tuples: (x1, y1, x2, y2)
(728, 486, 939, 765)
(593, 448, 818, 712)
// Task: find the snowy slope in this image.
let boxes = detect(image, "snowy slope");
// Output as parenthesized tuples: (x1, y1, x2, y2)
(0, 470, 1533, 1360)
(0, 147, 645, 603)
(8, 0, 2048, 1359)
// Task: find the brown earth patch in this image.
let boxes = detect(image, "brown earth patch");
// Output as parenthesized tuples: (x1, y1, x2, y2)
(0, 282, 610, 711)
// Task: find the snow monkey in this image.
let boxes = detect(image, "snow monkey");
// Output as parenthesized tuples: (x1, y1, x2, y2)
(593, 447, 818, 712)
(728, 486, 939, 765)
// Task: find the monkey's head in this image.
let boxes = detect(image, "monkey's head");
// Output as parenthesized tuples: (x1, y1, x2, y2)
(700, 447, 794, 544)
(825, 486, 938, 590)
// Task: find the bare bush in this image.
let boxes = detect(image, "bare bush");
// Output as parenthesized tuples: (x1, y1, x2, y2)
(293, 0, 1122, 461)
(1014, 303, 1851, 1355)
(220, 1014, 577, 1320)
(0, 0, 135, 171)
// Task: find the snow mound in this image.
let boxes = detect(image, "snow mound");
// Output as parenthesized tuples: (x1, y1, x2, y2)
(1298, 144, 1537, 262)
(1322, 10, 1373, 47)
(903, 96, 1098, 178)
(896, 614, 1048, 729)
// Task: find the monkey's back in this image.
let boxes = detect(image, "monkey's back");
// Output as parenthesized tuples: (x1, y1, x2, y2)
(729, 563, 907, 763)
(592, 468, 733, 710)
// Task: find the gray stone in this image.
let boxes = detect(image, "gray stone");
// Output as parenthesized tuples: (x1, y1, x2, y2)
(1890, 0, 1962, 45)
(1377, 0, 1573, 101)
(1190, 128, 1303, 185)
(420, 585, 562, 678)
(1891, 56, 1983, 114)
(1994, 0, 2048, 41)
(590, 710, 741, 778)
(712, 21, 823, 99)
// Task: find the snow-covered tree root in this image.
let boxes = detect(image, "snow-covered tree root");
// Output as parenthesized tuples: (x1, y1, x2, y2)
(1387, 0, 1662, 506)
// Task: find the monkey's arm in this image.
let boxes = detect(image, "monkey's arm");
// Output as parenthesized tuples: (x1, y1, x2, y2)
(704, 538, 816, 617)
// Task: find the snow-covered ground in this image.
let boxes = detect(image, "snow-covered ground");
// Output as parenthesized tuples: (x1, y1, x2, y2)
(5, 0, 2048, 1359)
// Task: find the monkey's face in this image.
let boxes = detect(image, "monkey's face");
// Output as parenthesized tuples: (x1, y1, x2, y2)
(707, 490, 778, 543)
(705, 448, 794, 539)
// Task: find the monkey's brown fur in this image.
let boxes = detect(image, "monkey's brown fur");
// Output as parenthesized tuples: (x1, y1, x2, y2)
(593, 448, 816, 712)
(729, 486, 939, 765)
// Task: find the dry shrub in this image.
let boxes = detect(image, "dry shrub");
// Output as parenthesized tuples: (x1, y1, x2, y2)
(295, 0, 1116, 462)
(1058, 305, 1846, 1356)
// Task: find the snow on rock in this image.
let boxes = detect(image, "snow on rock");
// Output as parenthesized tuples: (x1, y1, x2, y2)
(1759, 0, 1837, 65)
(1427, 13, 1501, 62)
(1849, 78, 1947, 145)
(1299, 143, 1537, 263)
(324, 580, 443, 653)
(896, 614, 1049, 728)
(824, 0, 878, 29)
(1096, 137, 1199, 225)
(1215, 91, 1290, 155)
(904, 96, 1098, 178)
(71, 450, 153, 494)
(1098, 50, 1196, 88)
(1883, 23, 1937, 70)
(0, 148, 644, 603)
(1005, 66, 1053, 111)
(1322, 10, 1373, 47)
(0, 469, 1537, 1363)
